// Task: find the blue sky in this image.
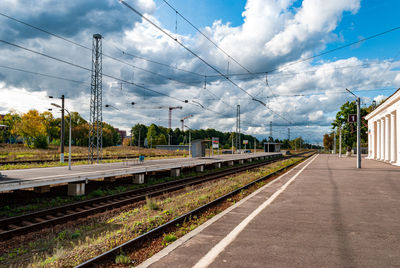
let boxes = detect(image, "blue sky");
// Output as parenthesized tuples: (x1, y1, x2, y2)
(0, 0, 399, 144)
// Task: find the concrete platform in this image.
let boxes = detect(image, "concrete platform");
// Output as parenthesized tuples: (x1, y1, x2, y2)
(140, 154, 400, 268)
(0, 152, 281, 192)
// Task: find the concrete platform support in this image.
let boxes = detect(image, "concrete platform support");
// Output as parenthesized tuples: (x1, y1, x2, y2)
(171, 168, 181, 177)
(196, 165, 204, 172)
(214, 163, 221, 169)
(227, 161, 234, 166)
(247, 158, 253, 162)
(34, 185, 50, 194)
(104, 176, 116, 182)
(133, 173, 145, 184)
(239, 160, 244, 164)
(68, 182, 85, 196)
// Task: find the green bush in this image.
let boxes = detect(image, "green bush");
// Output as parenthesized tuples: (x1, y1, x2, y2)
(115, 254, 131, 265)
(32, 135, 48, 149)
(164, 234, 177, 243)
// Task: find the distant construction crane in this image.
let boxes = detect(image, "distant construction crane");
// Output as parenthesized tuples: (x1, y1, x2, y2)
(181, 115, 193, 131)
(131, 102, 182, 129)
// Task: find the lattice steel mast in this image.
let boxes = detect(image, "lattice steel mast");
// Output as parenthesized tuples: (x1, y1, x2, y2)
(89, 34, 103, 164)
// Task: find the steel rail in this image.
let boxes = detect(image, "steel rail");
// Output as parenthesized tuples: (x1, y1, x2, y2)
(75, 152, 314, 267)
(0, 154, 300, 240)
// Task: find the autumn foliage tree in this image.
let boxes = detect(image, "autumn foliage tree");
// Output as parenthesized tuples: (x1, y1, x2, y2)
(16, 110, 49, 148)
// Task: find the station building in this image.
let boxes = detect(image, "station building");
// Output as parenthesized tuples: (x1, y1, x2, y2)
(365, 88, 400, 166)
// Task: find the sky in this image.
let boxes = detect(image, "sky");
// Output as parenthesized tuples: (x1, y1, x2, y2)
(0, 0, 399, 144)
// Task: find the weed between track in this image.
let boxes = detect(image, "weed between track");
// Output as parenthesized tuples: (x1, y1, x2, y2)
(0, 157, 305, 267)
(0, 161, 250, 218)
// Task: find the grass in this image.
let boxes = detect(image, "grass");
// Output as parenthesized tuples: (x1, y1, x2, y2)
(0, 156, 289, 218)
(0, 144, 187, 170)
(0, 157, 305, 267)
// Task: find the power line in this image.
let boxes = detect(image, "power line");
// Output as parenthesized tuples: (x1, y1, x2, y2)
(161, 0, 253, 74)
(120, 0, 291, 123)
(0, 65, 87, 84)
(0, 38, 187, 103)
(0, 12, 204, 86)
(112, 45, 203, 77)
(206, 25, 400, 77)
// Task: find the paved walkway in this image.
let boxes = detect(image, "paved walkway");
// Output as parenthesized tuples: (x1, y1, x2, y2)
(0, 152, 279, 191)
(140, 154, 400, 268)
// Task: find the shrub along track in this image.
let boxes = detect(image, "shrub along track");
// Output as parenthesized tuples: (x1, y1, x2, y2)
(75, 152, 315, 268)
(0, 153, 307, 241)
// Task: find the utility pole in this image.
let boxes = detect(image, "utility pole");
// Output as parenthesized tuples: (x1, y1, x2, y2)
(60, 95, 65, 163)
(89, 33, 103, 164)
(232, 135, 234, 154)
(236, 105, 241, 152)
(357, 97, 361, 168)
(339, 125, 342, 158)
(346, 88, 362, 168)
(333, 129, 336, 154)
(270, 121, 272, 140)
(288, 128, 290, 140)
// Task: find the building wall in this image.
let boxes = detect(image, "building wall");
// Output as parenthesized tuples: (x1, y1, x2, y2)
(366, 89, 400, 166)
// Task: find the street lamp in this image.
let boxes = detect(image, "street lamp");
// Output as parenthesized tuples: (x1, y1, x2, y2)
(49, 95, 65, 163)
(345, 88, 361, 168)
(51, 103, 72, 170)
(184, 125, 192, 158)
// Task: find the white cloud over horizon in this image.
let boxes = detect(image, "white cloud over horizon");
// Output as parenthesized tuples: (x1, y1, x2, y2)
(0, 0, 399, 144)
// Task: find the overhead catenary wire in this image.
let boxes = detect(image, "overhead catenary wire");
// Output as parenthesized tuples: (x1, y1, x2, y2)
(0, 65, 87, 84)
(0, 12, 241, 110)
(205, 25, 400, 77)
(0, 38, 187, 103)
(161, 0, 253, 74)
(119, 0, 292, 123)
(0, 12, 205, 85)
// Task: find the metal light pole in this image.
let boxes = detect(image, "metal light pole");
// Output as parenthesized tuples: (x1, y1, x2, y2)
(346, 88, 361, 168)
(51, 103, 72, 170)
(339, 125, 342, 158)
(185, 125, 191, 158)
(49, 95, 65, 162)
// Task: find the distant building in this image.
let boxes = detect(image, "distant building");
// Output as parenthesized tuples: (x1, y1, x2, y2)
(365, 88, 400, 166)
(264, 142, 281, 152)
(114, 128, 127, 141)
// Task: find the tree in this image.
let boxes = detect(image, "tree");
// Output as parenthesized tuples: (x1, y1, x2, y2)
(0, 111, 21, 143)
(72, 124, 89, 146)
(131, 124, 148, 147)
(323, 133, 334, 151)
(332, 101, 368, 149)
(146, 124, 159, 148)
(16, 110, 48, 148)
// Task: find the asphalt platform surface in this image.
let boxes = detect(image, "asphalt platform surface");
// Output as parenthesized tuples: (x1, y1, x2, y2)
(140, 154, 400, 268)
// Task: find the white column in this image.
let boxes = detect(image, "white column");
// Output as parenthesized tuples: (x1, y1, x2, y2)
(381, 118, 385, 160)
(373, 121, 377, 159)
(396, 109, 400, 166)
(377, 120, 381, 160)
(391, 112, 396, 163)
(385, 115, 390, 161)
(369, 123, 374, 159)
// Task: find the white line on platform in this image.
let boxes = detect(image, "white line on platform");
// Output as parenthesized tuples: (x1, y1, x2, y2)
(137, 154, 316, 268)
(192, 154, 318, 268)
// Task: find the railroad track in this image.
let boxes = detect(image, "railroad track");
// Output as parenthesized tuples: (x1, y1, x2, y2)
(0, 153, 307, 240)
(76, 151, 315, 267)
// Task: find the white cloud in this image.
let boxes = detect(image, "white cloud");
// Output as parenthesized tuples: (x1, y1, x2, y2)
(1, 0, 399, 144)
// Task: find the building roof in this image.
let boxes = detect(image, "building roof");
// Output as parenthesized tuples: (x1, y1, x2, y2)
(365, 87, 400, 120)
